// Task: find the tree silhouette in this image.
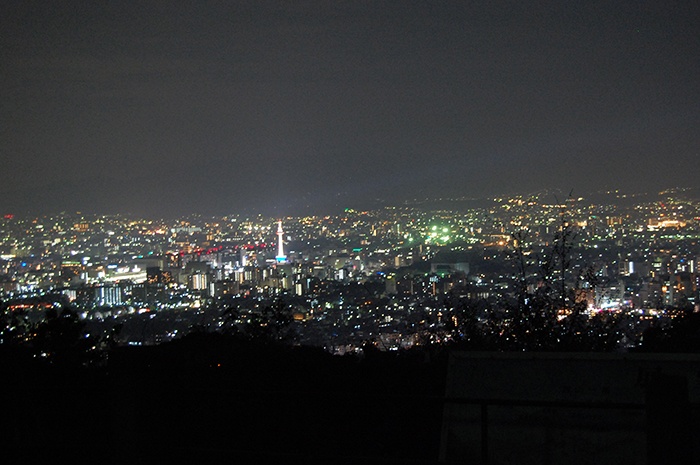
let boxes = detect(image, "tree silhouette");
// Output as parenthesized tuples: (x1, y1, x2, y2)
(502, 195, 625, 351)
(31, 305, 93, 366)
(0, 299, 32, 346)
(221, 294, 294, 343)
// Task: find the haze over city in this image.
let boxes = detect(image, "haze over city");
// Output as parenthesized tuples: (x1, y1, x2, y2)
(2, 1, 699, 217)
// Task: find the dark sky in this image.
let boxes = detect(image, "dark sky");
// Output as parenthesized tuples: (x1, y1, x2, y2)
(2, 1, 699, 217)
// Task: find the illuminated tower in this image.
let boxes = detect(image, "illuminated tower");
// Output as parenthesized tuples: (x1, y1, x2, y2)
(276, 220, 287, 263)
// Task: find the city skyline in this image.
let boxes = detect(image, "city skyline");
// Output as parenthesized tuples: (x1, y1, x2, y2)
(2, 185, 700, 352)
(2, 1, 699, 217)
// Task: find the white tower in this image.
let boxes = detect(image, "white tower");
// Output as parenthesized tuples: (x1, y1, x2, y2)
(276, 220, 287, 263)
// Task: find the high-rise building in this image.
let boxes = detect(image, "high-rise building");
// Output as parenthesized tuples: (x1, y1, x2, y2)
(94, 284, 123, 306)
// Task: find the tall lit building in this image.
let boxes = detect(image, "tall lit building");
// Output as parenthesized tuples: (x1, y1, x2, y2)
(276, 220, 287, 263)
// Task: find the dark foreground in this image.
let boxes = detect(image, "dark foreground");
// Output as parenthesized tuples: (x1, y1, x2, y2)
(1, 334, 447, 465)
(4, 335, 700, 465)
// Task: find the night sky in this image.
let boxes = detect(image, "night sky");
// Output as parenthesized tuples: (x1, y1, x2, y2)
(2, 1, 699, 217)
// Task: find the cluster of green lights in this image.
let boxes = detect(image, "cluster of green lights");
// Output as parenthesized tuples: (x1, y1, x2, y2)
(427, 225, 451, 243)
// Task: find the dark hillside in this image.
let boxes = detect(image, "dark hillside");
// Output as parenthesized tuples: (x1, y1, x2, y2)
(1, 335, 448, 465)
